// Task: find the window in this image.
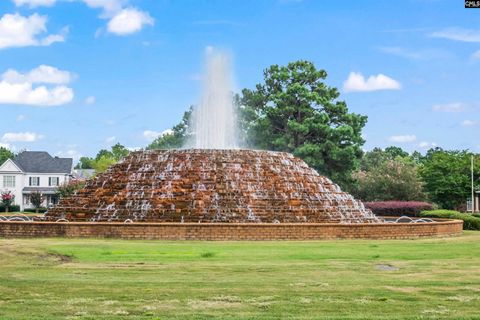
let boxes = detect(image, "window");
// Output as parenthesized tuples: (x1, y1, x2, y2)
(3, 176, 15, 188)
(29, 177, 40, 186)
(49, 177, 59, 186)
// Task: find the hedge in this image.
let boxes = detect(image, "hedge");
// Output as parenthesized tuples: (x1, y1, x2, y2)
(420, 210, 480, 230)
(23, 207, 48, 214)
(0, 204, 21, 213)
(364, 201, 434, 217)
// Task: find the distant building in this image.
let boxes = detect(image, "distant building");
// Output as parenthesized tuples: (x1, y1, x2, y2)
(72, 169, 95, 180)
(0, 151, 73, 211)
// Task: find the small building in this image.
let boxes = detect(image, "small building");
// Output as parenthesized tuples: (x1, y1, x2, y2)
(0, 151, 73, 211)
(72, 169, 95, 181)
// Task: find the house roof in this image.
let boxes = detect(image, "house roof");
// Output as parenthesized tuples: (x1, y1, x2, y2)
(13, 151, 72, 174)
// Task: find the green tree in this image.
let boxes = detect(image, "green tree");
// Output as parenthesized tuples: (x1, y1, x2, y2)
(95, 149, 113, 161)
(240, 60, 367, 187)
(56, 180, 86, 198)
(75, 157, 95, 169)
(30, 191, 44, 213)
(352, 155, 426, 202)
(147, 107, 193, 150)
(92, 155, 117, 173)
(0, 147, 14, 166)
(111, 143, 129, 161)
(419, 149, 480, 210)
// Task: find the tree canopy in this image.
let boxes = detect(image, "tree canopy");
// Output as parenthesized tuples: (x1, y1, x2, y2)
(147, 108, 192, 150)
(0, 147, 14, 166)
(351, 147, 426, 202)
(74, 143, 130, 173)
(239, 60, 367, 187)
(419, 149, 480, 210)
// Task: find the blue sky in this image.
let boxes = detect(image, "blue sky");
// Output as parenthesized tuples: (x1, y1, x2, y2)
(0, 0, 479, 162)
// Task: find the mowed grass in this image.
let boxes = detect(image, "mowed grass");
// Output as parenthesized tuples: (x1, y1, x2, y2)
(0, 233, 480, 319)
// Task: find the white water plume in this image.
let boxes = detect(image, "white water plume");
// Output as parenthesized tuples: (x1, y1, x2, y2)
(189, 47, 238, 149)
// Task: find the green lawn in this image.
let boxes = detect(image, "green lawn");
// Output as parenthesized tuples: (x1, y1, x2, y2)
(0, 233, 479, 319)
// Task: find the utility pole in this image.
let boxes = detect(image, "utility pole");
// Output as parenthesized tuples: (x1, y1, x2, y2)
(472, 154, 475, 213)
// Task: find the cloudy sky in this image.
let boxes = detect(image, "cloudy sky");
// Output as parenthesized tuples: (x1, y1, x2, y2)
(0, 0, 479, 162)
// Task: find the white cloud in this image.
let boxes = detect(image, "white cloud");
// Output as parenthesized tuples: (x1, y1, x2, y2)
(11, 1, 153, 36)
(378, 47, 423, 60)
(430, 27, 480, 43)
(143, 129, 173, 141)
(16, 114, 26, 121)
(377, 46, 451, 61)
(343, 72, 401, 92)
(82, 0, 126, 15)
(13, 0, 56, 7)
(107, 8, 154, 35)
(0, 142, 10, 149)
(0, 13, 66, 50)
(143, 130, 161, 141)
(105, 136, 116, 143)
(388, 135, 417, 143)
(85, 96, 96, 105)
(461, 120, 478, 127)
(55, 149, 82, 161)
(0, 65, 74, 106)
(418, 141, 437, 149)
(1, 132, 43, 142)
(2, 64, 72, 84)
(472, 50, 480, 60)
(432, 102, 467, 113)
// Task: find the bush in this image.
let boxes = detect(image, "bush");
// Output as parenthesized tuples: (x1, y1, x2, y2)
(365, 201, 434, 217)
(0, 204, 21, 213)
(23, 207, 48, 214)
(420, 210, 480, 230)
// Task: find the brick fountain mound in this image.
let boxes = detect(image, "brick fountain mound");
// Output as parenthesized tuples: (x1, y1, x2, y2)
(46, 149, 380, 223)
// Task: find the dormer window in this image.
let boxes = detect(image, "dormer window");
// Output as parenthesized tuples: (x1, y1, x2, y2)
(49, 177, 59, 186)
(29, 177, 40, 186)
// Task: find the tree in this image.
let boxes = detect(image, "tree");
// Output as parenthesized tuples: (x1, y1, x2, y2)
(74, 143, 130, 171)
(1, 191, 15, 213)
(56, 180, 86, 198)
(239, 60, 367, 187)
(147, 107, 193, 150)
(30, 191, 44, 213)
(0, 147, 14, 166)
(111, 143, 129, 161)
(92, 155, 117, 173)
(352, 156, 426, 202)
(75, 157, 95, 169)
(419, 149, 480, 210)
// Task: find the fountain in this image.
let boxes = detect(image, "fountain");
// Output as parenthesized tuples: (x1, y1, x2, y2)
(46, 48, 378, 224)
(1, 48, 462, 240)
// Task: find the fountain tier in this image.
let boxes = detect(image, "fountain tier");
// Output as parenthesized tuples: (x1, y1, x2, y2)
(46, 149, 379, 223)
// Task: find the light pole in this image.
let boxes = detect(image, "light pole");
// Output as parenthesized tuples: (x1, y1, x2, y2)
(472, 154, 475, 213)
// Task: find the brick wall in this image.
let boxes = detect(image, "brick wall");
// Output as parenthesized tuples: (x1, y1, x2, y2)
(0, 220, 463, 240)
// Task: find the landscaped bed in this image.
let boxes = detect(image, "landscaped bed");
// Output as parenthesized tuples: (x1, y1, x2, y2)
(0, 233, 479, 319)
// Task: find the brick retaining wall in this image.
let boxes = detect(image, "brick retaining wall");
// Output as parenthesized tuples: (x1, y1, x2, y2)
(0, 220, 463, 240)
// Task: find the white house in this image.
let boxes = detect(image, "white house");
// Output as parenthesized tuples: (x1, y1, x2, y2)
(0, 151, 73, 211)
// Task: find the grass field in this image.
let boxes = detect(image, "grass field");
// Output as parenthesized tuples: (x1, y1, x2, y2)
(1, 233, 479, 319)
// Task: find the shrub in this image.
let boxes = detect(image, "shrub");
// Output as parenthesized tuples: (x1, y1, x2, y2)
(420, 210, 480, 230)
(365, 201, 434, 217)
(23, 207, 48, 214)
(0, 204, 21, 213)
